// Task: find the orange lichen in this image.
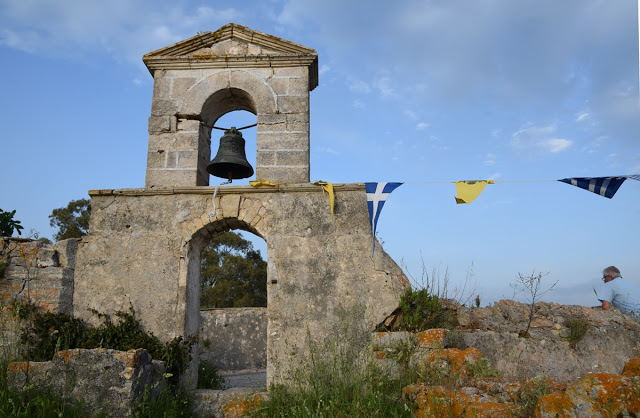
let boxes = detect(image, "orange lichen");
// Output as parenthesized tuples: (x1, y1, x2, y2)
(222, 394, 264, 417)
(374, 351, 385, 360)
(408, 385, 517, 417)
(424, 347, 482, 373)
(534, 391, 573, 417)
(416, 329, 447, 348)
(621, 356, 640, 377)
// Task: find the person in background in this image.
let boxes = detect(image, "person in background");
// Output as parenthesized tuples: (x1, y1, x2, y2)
(594, 266, 640, 318)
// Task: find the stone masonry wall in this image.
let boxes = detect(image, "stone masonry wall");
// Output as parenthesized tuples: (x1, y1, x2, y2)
(74, 184, 409, 384)
(199, 307, 266, 372)
(1, 238, 77, 360)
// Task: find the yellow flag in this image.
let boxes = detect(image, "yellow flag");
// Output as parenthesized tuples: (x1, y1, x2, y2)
(249, 180, 280, 187)
(314, 181, 335, 220)
(454, 180, 495, 204)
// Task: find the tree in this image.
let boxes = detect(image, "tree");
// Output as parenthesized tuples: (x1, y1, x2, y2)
(0, 208, 24, 237)
(49, 199, 90, 241)
(200, 231, 267, 309)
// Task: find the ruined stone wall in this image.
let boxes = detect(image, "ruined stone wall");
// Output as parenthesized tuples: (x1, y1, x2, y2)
(74, 184, 408, 384)
(199, 308, 266, 372)
(455, 300, 640, 382)
(1, 238, 77, 360)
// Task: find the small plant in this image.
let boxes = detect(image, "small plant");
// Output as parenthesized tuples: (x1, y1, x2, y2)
(565, 317, 589, 349)
(466, 358, 500, 379)
(516, 376, 551, 416)
(510, 270, 558, 336)
(400, 288, 442, 331)
(197, 360, 225, 389)
(0, 209, 24, 237)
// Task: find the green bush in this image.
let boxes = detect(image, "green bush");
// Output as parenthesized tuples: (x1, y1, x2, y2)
(10, 300, 193, 388)
(565, 317, 589, 349)
(197, 360, 225, 389)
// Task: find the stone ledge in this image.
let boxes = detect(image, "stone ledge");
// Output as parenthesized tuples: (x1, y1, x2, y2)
(89, 183, 365, 197)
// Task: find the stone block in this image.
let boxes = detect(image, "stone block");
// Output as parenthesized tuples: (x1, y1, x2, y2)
(172, 77, 197, 99)
(273, 67, 308, 78)
(8, 348, 166, 417)
(145, 168, 198, 188)
(257, 132, 309, 151)
(256, 151, 276, 166)
(220, 195, 242, 218)
(147, 151, 166, 169)
(177, 150, 198, 168)
(148, 133, 199, 150)
(416, 329, 448, 349)
(277, 95, 308, 114)
(255, 166, 308, 184)
(257, 113, 286, 129)
(288, 77, 310, 96)
(371, 331, 413, 351)
(268, 77, 288, 95)
(152, 77, 171, 101)
(286, 113, 309, 132)
(148, 116, 173, 134)
(166, 151, 179, 168)
(275, 150, 309, 167)
(177, 119, 201, 132)
(151, 98, 177, 116)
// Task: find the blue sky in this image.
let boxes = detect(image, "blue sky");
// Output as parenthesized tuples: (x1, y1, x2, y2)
(1, 0, 639, 306)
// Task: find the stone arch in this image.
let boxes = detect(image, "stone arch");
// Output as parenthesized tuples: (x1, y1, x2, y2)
(179, 194, 270, 351)
(180, 70, 277, 117)
(179, 70, 278, 186)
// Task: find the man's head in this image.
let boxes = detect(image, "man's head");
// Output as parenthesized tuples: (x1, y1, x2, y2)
(602, 266, 621, 283)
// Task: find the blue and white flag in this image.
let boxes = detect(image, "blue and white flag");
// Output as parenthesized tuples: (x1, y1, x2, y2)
(365, 182, 402, 256)
(558, 176, 639, 199)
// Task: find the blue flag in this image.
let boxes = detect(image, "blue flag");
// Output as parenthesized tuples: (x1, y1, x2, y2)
(558, 176, 636, 199)
(365, 182, 402, 256)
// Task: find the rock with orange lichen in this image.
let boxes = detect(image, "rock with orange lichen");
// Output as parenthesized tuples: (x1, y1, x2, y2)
(403, 384, 518, 417)
(416, 328, 448, 349)
(192, 388, 268, 418)
(7, 348, 165, 417)
(412, 347, 483, 375)
(621, 355, 640, 377)
(535, 371, 640, 417)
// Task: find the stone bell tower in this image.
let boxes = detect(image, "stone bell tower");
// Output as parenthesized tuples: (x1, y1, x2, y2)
(142, 23, 318, 187)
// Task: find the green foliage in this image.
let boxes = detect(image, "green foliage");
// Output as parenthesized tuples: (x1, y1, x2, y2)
(49, 199, 90, 241)
(10, 300, 192, 388)
(467, 358, 500, 379)
(396, 288, 457, 331)
(0, 360, 87, 417)
(133, 386, 193, 418)
(516, 376, 551, 417)
(200, 231, 267, 309)
(0, 208, 24, 237)
(254, 346, 413, 417)
(565, 317, 589, 349)
(197, 360, 225, 389)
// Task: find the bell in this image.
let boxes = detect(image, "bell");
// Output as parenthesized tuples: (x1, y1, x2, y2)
(206, 127, 254, 181)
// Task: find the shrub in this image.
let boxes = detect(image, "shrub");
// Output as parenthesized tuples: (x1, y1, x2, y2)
(197, 360, 225, 389)
(565, 317, 589, 349)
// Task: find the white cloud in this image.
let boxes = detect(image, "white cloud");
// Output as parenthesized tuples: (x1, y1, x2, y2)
(346, 77, 371, 93)
(404, 110, 417, 119)
(484, 153, 497, 166)
(319, 64, 331, 75)
(352, 98, 365, 109)
(373, 77, 397, 98)
(511, 124, 572, 154)
(416, 122, 429, 130)
(0, 0, 243, 64)
(576, 112, 590, 122)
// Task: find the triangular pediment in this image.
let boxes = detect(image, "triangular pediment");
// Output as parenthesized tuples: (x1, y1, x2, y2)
(143, 24, 318, 83)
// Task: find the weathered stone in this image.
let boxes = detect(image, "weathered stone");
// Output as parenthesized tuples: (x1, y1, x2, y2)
(371, 331, 413, 350)
(416, 328, 448, 349)
(8, 349, 166, 417)
(148, 115, 172, 133)
(75, 186, 407, 384)
(200, 308, 267, 371)
(51, 238, 78, 269)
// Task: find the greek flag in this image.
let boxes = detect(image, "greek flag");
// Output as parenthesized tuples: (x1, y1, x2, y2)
(366, 182, 402, 256)
(558, 176, 639, 199)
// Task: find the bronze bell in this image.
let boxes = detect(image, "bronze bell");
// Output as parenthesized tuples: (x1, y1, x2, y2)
(207, 127, 254, 181)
